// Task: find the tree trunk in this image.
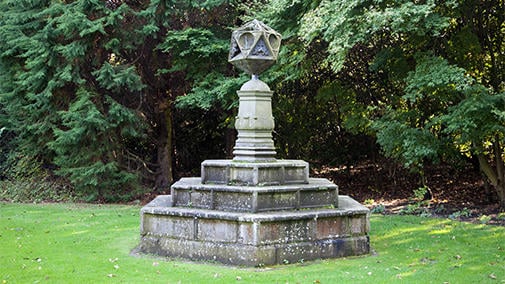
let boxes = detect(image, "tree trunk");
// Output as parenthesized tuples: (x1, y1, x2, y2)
(155, 105, 174, 191)
(477, 139, 505, 208)
(493, 137, 505, 208)
(225, 127, 236, 159)
(496, 184, 505, 209)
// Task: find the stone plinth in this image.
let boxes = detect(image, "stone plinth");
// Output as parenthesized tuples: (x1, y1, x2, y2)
(201, 159, 309, 186)
(172, 177, 337, 213)
(134, 195, 370, 266)
(133, 19, 370, 267)
(233, 79, 277, 162)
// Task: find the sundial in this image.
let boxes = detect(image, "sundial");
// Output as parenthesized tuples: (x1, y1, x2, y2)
(134, 19, 370, 267)
(228, 19, 281, 77)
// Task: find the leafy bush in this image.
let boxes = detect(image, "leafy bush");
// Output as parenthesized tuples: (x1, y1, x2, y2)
(479, 215, 492, 224)
(371, 204, 386, 214)
(448, 208, 472, 220)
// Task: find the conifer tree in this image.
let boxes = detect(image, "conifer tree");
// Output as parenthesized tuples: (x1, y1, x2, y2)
(0, 0, 240, 201)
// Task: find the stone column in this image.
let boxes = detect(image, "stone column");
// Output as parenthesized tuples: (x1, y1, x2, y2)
(233, 77, 276, 162)
(227, 19, 281, 162)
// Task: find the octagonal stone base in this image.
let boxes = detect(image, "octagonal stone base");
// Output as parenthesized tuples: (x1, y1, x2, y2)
(201, 159, 309, 186)
(172, 177, 338, 213)
(133, 195, 370, 266)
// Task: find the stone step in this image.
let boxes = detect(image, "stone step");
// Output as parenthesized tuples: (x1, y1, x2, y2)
(136, 195, 370, 266)
(201, 159, 309, 186)
(171, 177, 338, 213)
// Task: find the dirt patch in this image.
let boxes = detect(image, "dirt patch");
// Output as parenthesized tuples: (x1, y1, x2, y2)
(313, 160, 505, 226)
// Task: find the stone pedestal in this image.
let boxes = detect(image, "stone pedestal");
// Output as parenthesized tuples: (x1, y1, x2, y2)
(134, 157, 370, 266)
(233, 78, 276, 162)
(201, 159, 309, 186)
(136, 195, 369, 266)
(133, 19, 370, 266)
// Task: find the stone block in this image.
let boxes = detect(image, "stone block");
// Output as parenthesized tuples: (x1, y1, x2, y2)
(135, 237, 278, 266)
(190, 190, 213, 209)
(276, 241, 326, 264)
(284, 166, 308, 184)
(350, 216, 369, 235)
(203, 166, 229, 183)
(299, 189, 338, 208)
(256, 192, 297, 211)
(213, 191, 253, 212)
(141, 214, 194, 240)
(171, 189, 191, 207)
(315, 217, 347, 239)
(257, 219, 314, 245)
(237, 222, 255, 245)
(331, 236, 371, 258)
(201, 159, 309, 186)
(230, 166, 256, 184)
(197, 219, 238, 243)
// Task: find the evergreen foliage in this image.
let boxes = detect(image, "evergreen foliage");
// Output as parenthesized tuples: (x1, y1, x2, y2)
(0, 0, 242, 201)
(0, 0, 147, 201)
(258, 0, 505, 205)
(1, 0, 504, 207)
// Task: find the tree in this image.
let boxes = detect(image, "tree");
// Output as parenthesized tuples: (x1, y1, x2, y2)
(273, 0, 505, 206)
(0, 0, 148, 201)
(0, 0, 242, 201)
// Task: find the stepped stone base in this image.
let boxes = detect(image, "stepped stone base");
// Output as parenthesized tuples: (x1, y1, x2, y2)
(172, 177, 338, 213)
(134, 195, 370, 266)
(201, 159, 309, 186)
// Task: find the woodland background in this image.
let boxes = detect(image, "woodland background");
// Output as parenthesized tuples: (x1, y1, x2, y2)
(0, 0, 504, 213)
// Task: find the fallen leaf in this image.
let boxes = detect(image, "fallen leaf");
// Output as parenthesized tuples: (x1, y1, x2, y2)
(489, 273, 497, 279)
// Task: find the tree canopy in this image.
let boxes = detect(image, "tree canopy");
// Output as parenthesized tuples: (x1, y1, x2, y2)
(1, 0, 504, 206)
(0, 0, 242, 201)
(257, 0, 505, 205)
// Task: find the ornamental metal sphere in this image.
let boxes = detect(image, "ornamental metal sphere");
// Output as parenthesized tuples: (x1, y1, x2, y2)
(228, 19, 282, 76)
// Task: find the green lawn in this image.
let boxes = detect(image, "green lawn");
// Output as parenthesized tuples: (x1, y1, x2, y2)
(1, 202, 504, 283)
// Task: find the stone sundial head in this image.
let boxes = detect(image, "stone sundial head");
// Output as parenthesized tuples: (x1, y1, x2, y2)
(228, 19, 282, 77)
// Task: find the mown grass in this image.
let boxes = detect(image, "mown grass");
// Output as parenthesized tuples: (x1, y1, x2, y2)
(1, 202, 504, 283)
